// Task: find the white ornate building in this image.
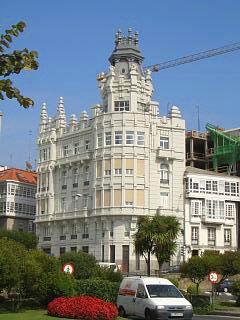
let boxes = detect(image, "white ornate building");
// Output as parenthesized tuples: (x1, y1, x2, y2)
(35, 29, 186, 273)
(184, 166, 239, 259)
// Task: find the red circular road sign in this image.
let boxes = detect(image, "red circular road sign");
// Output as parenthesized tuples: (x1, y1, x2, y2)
(208, 271, 220, 284)
(62, 263, 74, 274)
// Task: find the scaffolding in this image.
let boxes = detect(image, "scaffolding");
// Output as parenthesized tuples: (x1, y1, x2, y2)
(206, 123, 240, 175)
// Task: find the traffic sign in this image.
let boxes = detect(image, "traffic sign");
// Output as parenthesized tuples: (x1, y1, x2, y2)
(208, 271, 220, 284)
(62, 263, 74, 274)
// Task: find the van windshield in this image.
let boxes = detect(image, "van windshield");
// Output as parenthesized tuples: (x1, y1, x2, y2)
(146, 285, 183, 298)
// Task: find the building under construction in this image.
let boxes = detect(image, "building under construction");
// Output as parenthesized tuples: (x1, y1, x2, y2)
(186, 124, 240, 176)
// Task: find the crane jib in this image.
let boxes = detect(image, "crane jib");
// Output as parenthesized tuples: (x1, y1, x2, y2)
(144, 41, 240, 72)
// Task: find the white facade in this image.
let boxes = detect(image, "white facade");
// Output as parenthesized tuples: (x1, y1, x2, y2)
(184, 166, 239, 259)
(35, 30, 186, 273)
(0, 169, 37, 232)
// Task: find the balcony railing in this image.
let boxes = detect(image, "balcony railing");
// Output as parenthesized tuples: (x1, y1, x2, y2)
(202, 215, 225, 224)
(43, 236, 51, 241)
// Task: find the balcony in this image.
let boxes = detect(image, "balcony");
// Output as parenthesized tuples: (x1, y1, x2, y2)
(43, 236, 51, 241)
(202, 215, 225, 225)
(156, 148, 176, 159)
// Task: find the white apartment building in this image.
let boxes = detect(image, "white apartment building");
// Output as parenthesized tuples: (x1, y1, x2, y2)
(35, 29, 186, 273)
(0, 168, 37, 232)
(184, 166, 239, 259)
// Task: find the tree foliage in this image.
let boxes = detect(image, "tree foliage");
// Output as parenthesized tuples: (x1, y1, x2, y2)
(0, 21, 39, 107)
(59, 251, 97, 280)
(0, 229, 38, 249)
(134, 215, 181, 276)
(180, 256, 208, 294)
(0, 238, 28, 294)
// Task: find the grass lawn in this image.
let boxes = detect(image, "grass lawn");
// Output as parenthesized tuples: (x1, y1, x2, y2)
(0, 309, 127, 320)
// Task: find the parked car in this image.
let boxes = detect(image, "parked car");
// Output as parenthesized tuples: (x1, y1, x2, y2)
(216, 280, 235, 293)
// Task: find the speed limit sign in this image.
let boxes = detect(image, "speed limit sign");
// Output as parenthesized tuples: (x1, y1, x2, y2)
(208, 271, 220, 284)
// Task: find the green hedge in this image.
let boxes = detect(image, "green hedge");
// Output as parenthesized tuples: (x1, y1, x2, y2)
(76, 279, 120, 304)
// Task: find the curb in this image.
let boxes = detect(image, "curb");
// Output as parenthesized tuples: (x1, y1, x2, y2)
(209, 310, 240, 317)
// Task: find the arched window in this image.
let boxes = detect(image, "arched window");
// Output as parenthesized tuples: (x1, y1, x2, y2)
(160, 164, 169, 182)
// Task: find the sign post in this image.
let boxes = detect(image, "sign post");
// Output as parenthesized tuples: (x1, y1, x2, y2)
(62, 263, 74, 275)
(208, 271, 220, 305)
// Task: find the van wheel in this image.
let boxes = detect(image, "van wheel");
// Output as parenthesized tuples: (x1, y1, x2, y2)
(145, 309, 152, 320)
(118, 306, 127, 318)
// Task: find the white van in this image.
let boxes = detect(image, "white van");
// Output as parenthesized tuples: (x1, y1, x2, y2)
(117, 276, 193, 320)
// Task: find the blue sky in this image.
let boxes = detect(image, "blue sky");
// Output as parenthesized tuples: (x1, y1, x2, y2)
(1, 0, 240, 169)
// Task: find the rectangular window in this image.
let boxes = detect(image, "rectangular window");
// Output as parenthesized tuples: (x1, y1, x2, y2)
(226, 203, 235, 218)
(225, 182, 230, 194)
(137, 102, 147, 112)
(206, 180, 212, 192)
(126, 159, 134, 175)
(114, 159, 122, 175)
(114, 189, 122, 206)
(137, 132, 145, 146)
(104, 189, 110, 207)
(110, 245, 115, 262)
(125, 189, 133, 206)
(231, 183, 236, 195)
(224, 229, 231, 246)
(105, 132, 112, 146)
(96, 190, 102, 207)
(115, 131, 122, 145)
(96, 160, 102, 178)
(85, 140, 89, 150)
(82, 246, 89, 253)
(97, 133, 103, 147)
(212, 181, 218, 192)
(63, 145, 68, 157)
(160, 164, 169, 182)
(208, 228, 216, 246)
(137, 190, 144, 207)
(126, 131, 134, 145)
(191, 200, 202, 216)
(74, 143, 79, 155)
(104, 159, 111, 176)
(114, 101, 129, 112)
(160, 136, 169, 149)
(61, 198, 66, 212)
(137, 159, 144, 176)
(191, 227, 199, 245)
(160, 192, 168, 209)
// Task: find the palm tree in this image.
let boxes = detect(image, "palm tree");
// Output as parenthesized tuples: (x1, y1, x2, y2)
(133, 216, 155, 276)
(134, 215, 181, 276)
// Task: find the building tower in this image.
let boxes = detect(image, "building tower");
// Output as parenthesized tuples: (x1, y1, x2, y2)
(35, 30, 186, 273)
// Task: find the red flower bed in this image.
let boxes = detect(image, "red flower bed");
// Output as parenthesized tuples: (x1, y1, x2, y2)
(48, 296, 118, 320)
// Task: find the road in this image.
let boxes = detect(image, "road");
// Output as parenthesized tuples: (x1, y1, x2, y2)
(194, 316, 240, 319)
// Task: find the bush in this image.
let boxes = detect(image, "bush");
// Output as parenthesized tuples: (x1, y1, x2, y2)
(76, 279, 120, 304)
(92, 265, 123, 283)
(232, 280, 240, 306)
(48, 296, 118, 320)
(187, 284, 201, 295)
(59, 251, 97, 280)
(32, 272, 76, 305)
